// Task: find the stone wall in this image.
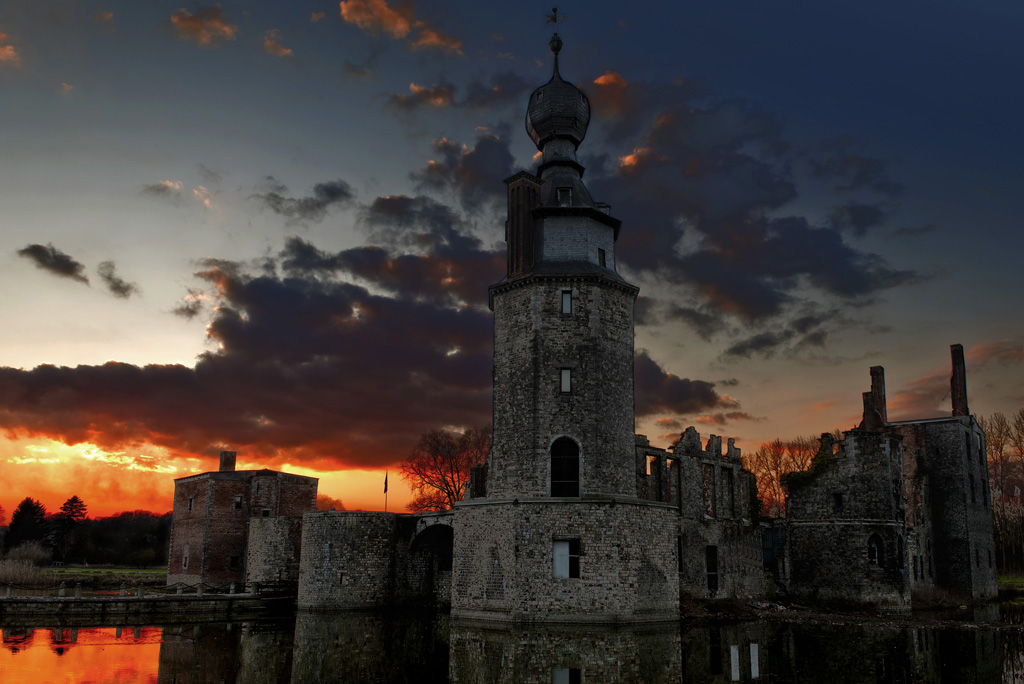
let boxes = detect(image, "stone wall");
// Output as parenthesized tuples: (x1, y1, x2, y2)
(452, 499, 679, 622)
(890, 416, 997, 599)
(246, 516, 304, 585)
(166, 478, 210, 586)
(488, 276, 639, 500)
(785, 431, 910, 607)
(297, 511, 398, 610)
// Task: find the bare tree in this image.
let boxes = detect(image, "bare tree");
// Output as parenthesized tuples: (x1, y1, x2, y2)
(315, 494, 346, 511)
(743, 435, 825, 517)
(400, 425, 491, 511)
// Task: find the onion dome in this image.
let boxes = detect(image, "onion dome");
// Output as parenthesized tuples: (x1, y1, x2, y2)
(525, 33, 591, 151)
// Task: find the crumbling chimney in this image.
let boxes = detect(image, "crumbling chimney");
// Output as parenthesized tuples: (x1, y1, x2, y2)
(219, 451, 237, 472)
(859, 366, 887, 430)
(951, 344, 969, 417)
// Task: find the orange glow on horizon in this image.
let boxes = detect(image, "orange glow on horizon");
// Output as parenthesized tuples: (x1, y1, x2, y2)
(0, 436, 418, 521)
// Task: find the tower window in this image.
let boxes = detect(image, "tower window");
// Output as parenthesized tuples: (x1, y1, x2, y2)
(551, 437, 580, 497)
(868, 534, 883, 567)
(187, 496, 194, 512)
(553, 538, 581, 578)
(561, 290, 572, 314)
(832, 492, 844, 512)
(560, 368, 572, 393)
(233, 495, 243, 511)
(556, 187, 572, 206)
(597, 248, 606, 267)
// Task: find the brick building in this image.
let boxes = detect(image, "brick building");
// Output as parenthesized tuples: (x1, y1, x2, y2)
(166, 451, 317, 587)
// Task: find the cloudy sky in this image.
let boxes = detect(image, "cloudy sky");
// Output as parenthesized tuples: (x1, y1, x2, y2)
(1, 0, 1021, 516)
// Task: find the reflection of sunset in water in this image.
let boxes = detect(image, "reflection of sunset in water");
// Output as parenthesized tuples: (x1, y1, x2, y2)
(0, 627, 160, 684)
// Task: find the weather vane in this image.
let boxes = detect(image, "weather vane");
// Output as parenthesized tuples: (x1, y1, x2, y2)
(546, 7, 567, 25)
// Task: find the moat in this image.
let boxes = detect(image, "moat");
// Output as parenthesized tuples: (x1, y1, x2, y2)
(4, 605, 1024, 682)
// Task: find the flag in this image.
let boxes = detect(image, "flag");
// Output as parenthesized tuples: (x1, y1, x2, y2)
(384, 471, 388, 494)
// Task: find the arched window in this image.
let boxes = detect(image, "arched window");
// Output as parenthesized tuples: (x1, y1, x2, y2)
(868, 534, 884, 567)
(551, 437, 580, 497)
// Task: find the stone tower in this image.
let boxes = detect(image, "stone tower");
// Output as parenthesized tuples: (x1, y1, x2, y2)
(487, 32, 640, 500)
(452, 34, 679, 623)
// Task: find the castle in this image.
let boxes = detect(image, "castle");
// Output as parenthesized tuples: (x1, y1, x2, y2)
(166, 34, 996, 619)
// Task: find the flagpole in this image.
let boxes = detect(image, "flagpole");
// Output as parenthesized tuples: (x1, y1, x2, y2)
(384, 470, 388, 512)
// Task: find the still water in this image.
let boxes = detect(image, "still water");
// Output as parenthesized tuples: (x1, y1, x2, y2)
(2, 608, 1023, 683)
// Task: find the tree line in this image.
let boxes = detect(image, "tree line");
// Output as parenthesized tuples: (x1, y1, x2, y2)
(1, 496, 171, 568)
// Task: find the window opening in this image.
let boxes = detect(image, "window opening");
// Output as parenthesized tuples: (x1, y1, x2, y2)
(969, 473, 976, 504)
(262, 509, 271, 517)
(706, 545, 719, 595)
(228, 555, 241, 571)
(182, 555, 189, 570)
(553, 538, 581, 578)
(187, 497, 193, 512)
(561, 290, 572, 314)
(233, 495, 243, 511)
(597, 248, 606, 267)
(556, 187, 572, 206)
(832, 492, 844, 513)
(551, 668, 581, 684)
(551, 437, 580, 497)
(560, 368, 572, 393)
(868, 534, 883, 567)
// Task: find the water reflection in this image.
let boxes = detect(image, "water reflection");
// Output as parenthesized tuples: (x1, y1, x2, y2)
(1, 608, 1020, 682)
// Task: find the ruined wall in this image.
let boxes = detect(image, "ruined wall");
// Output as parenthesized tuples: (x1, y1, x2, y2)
(487, 277, 638, 499)
(890, 417, 997, 599)
(785, 431, 910, 607)
(452, 499, 679, 623)
(246, 516, 305, 585)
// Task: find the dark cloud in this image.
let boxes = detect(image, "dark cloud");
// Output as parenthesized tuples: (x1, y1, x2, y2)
(172, 289, 205, 319)
(634, 350, 735, 418)
(664, 305, 721, 341)
(695, 411, 763, 426)
(808, 138, 904, 196)
(97, 261, 140, 298)
(893, 223, 937, 237)
(342, 59, 373, 78)
(17, 244, 89, 284)
(251, 178, 355, 225)
(197, 164, 222, 185)
(633, 296, 658, 326)
(411, 132, 514, 210)
(463, 72, 530, 110)
(385, 82, 457, 113)
(829, 202, 888, 236)
(723, 331, 794, 359)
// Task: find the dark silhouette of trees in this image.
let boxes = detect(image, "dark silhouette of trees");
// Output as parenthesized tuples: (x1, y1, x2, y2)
(743, 434, 836, 517)
(78, 511, 172, 567)
(400, 425, 490, 511)
(53, 496, 88, 562)
(4, 498, 48, 552)
(0, 503, 6, 527)
(316, 494, 346, 511)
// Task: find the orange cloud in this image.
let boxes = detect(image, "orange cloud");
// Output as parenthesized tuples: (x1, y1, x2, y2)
(410, 22, 462, 54)
(967, 339, 1024, 366)
(94, 11, 114, 24)
(262, 29, 293, 58)
(0, 31, 21, 66)
(340, 0, 460, 54)
(593, 70, 628, 88)
(619, 147, 650, 168)
(169, 7, 238, 46)
(61, 83, 74, 96)
(311, 11, 326, 23)
(339, 0, 413, 38)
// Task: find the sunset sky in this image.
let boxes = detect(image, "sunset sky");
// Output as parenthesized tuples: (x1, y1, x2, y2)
(1, 1, 1022, 518)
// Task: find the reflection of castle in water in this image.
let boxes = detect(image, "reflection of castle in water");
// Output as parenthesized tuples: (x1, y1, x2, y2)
(146, 612, 1008, 683)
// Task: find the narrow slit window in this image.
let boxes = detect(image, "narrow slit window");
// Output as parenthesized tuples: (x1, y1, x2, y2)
(187, 497, 194, 512)
(233, 495, 243, 511)
(597, 248, 606, 267)
(556, 187, 572, 206)
(561, 290, 572, 314)
(560, 368, 572, 393)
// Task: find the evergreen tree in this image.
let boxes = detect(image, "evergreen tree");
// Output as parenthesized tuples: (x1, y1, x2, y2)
(4, 498, 49, 552)
(54, 496, 88, 562)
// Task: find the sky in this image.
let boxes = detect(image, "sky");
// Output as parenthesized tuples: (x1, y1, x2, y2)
(1, 0, 1022, 518)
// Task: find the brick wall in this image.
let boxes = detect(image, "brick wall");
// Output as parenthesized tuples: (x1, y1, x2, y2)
(246, 516, 304, 584)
